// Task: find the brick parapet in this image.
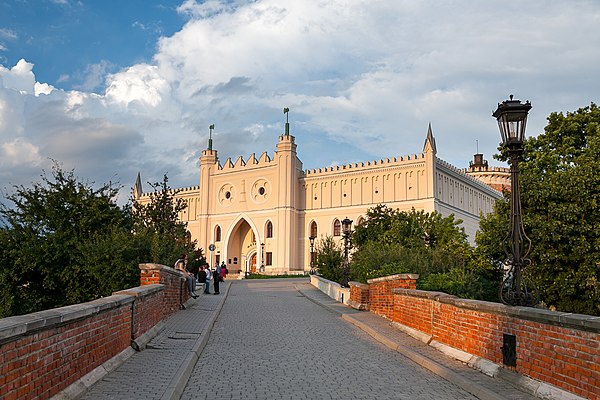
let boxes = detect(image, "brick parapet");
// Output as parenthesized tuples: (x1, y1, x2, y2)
(0, 263, 193, 400)
(0, 295, 133, 400)
(348, 282, 369, 310)
(139, 263, 190, 315)
(391, 288, 600, 399)
(114, 284, 164, 340)
(365, 274, 419, 319)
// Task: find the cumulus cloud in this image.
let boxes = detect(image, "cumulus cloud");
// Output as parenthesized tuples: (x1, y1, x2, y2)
(74, 60, 115, 92)
(1, 0, 599, 201)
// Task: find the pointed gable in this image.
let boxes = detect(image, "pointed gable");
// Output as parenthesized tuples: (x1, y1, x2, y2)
(423, 123, 437, 154)
(133, 172, 142, 198)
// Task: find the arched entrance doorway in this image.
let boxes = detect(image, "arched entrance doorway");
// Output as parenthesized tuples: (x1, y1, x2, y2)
(225, 217, 259, 275)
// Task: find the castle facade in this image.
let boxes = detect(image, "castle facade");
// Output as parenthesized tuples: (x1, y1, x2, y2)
(134, 125, 502, 275)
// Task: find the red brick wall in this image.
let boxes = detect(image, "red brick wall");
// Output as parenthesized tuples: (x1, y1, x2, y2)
(0, 263, 191, 400)
(392, 289, 600, 400)
(139, 263, 189, 316)
(365, 274, 418, 319)
(0, 297, 133, 400)
(115, 285, 164, 339)
(349, 282, 369, 305)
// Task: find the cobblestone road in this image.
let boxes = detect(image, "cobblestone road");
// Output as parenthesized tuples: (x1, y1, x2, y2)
(181, 279, 479, 400)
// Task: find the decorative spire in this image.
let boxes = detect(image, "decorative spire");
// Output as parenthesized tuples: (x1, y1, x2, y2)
(283, 107, 290, 135)
(208, 124, 215, 150)
(423, 122, 437, 154)
(133, 172, 142, 198)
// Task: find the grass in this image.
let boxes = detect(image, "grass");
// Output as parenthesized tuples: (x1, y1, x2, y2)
(246, 273, 308, 279)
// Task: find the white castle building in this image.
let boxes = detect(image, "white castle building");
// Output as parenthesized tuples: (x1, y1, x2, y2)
(134, 123, 502, 275)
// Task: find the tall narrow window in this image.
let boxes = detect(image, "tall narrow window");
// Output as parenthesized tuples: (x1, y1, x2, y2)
(215, 225, 221, 242)
(266, 221, 273, 238)
(266, 252, 273, 266)
(310, 221, 317, 238)
(333, 219, 341, 236)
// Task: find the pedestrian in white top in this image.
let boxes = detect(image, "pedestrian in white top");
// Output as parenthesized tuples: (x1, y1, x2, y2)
(204, 265, 212, 294)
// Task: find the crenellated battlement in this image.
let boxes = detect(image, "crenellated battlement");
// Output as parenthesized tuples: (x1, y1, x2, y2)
(217, 151, 275, 172)
(138, 184, 201, 198)
(465, 165, 510, 173)
(304, 152, 427, 178)
(436, 158, 501, 195)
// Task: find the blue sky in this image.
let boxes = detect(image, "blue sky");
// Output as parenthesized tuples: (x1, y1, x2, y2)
(0, 1, 184, 90)
(1, 0, 599, 203)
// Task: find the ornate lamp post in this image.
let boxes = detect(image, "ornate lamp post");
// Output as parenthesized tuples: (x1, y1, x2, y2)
(309, 236, 316, 274)
(493, 95, 539, 307)
(260, 242, 265, 272)
(340, 217, 352, 288)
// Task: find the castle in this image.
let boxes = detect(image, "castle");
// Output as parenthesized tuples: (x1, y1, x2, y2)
(134, 123, 503, 275)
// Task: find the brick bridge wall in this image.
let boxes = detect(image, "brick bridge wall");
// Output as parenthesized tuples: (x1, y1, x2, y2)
(0, 264, 190, 400)
(347, 275, 600, 400)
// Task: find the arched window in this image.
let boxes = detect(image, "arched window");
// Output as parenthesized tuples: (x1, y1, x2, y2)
(266, 221, 273, 238)
(185, 231, 192, 244)
(356, 216, 364, 227)
(310, 221, 317, 238)
(333, 219, 341, 236)
(215, 225, 221, 242)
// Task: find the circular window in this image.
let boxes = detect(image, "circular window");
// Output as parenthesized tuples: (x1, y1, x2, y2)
(250, 179, 271, 204)
(218, 184, 235, 207)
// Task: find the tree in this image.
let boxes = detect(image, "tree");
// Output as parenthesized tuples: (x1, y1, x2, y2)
(349, 205, 499, 300)
(314, 235, 344, 282)
(0, 164, 139, 317)
(131, 174, 196, 266)
(479, 103, 600, 315)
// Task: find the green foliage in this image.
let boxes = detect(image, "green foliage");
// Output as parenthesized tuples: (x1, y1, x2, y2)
(349, 205, 500, 301)
(246, 273, 305, 279)
(418, 266, 498, 300)
(0, 166, 200, 318)
(314, 235, 344, 282)
(131, 174, 196, 266)
(0, 164, 139, 317)
(479, 103, 600, 315)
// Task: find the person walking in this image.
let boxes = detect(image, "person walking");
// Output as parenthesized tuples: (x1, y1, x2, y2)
(213, 264, 221, 295)
(204, 264, 212, 294)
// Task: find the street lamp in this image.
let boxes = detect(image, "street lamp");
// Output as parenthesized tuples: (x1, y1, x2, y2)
(493, 95, 538, 307)
(340, 217, 352, 288)
(260, 242, 265, 272)
(309, 236, 316, 274)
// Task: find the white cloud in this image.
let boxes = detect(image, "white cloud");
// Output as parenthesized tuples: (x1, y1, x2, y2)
(1, 0, 599, 199)
(34, 82, 54, 96)
(106, 64, 170, 108)
(74, 60, 114, 92)
(0, 139, 42, 169)
(0, 28, 17, 41)
(0, 59, 36, 94)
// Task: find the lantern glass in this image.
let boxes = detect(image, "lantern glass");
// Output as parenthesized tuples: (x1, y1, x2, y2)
(341, 217, 352, 234)
(493, 96, 531, 146)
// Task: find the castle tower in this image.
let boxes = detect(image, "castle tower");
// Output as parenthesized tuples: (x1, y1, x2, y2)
(465, 153, 510, 192)
(274, 119, 303, 270)
(197, 133, 219, 253)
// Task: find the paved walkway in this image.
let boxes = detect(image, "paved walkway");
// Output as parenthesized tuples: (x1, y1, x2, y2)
(77, 278, 537, 400)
